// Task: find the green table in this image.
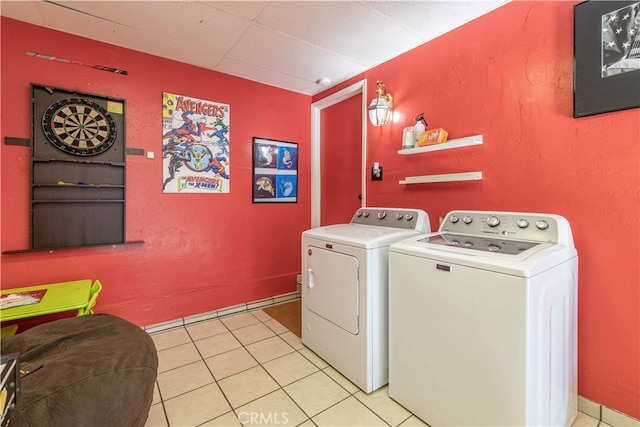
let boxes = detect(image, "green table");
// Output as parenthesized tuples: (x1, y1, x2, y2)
(0, 279, 93, 322)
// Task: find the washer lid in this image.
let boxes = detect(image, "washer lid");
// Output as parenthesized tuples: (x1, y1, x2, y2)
(303, 223, 422, 249)
(419, 233, 541, 255)
(390, 232, 577, 277)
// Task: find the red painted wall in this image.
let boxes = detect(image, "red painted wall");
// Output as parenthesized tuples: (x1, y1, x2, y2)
(2, 1, 639, 419)
(315, 1, 640, 420)
(1, 18, 311, 326)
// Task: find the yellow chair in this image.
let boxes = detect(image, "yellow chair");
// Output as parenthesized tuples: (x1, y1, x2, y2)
(77, 280, 102, 316)
(0, 324, 18, 337)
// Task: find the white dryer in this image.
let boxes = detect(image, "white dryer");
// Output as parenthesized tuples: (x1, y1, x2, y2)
(302, 207, 430, 393)
(388, 210, 578, 427)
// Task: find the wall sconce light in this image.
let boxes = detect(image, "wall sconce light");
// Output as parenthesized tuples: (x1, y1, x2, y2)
(368, 80, 393, 126)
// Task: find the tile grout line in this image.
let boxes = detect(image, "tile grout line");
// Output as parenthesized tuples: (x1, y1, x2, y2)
(158, 307, 306, 425)
(233, 307, 393, 426)
(157, 311, 261, 426)
(232, 309, 319, 424)
(144, 293, 300, 334)
(213, 309, 314, 426)
(155, 305, 397, 427)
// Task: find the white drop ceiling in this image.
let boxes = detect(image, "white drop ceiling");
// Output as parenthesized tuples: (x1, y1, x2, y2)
(1, 0, 508, 95)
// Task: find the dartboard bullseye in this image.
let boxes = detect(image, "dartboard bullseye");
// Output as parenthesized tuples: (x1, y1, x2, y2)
(42, 97, 117, 156)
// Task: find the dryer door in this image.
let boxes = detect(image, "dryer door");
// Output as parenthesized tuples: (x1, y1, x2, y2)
(305, 245, 359, 334)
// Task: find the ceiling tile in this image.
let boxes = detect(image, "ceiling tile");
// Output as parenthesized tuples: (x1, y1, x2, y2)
(256, 1, 425, 66)
(0, 1, 43, 24)
(0, 0, 510, 95)
(226, 24, 363, 84)
(202, 1, 269, 21)
(18, 1, 224, 68)
(51, 1, 250, 56)
(217, 57, 320, 95)
(366, 1, 508, 41)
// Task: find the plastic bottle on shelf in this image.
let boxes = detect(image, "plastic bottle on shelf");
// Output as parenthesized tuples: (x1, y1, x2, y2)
(413, 113, 428, 145)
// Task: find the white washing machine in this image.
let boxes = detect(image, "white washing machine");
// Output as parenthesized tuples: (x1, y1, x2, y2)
(302, 207, 430, 393)
(388, 210, 578, 426)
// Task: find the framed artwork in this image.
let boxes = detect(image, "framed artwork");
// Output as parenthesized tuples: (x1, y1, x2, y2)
(252, 137, 298, 203)
(161, 92, 230, 193)
(574, 1, 640, 117)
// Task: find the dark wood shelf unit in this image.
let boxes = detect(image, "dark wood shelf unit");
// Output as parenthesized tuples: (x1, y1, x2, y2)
(31, 84, 127, 250)
(2, 241, 145, 255)
(32, 158, 126, 167)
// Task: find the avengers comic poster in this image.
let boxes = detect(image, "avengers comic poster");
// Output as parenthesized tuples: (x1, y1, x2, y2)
(252, 137, 298, 203)
(162, 92, 230, 193)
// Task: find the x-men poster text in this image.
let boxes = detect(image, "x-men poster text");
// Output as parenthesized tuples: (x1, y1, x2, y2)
(162, 92, 230, 193)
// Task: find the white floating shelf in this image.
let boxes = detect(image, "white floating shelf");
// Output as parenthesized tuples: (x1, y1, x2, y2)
(399, 171, 483, 184)
(397, 135, 482, 155)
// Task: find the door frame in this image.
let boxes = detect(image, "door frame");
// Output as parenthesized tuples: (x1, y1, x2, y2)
(310, 79, 368, 228)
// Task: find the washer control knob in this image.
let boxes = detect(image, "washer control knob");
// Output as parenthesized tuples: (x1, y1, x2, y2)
(356, 211, 363, 217)
(516, 219, 529, 228)
(405, 213, 414, 221)
(464, 241, 473, 247)
(463, 216, 473, 224)
(486, 216, 500, 227)
(488, 244, 501, 252)
(363, 211, 369, 217)
(377, 211, 386, 220)
(396, 213, 404, 220)
(535, 220, 549, 230)
(450, 215, 459, 223)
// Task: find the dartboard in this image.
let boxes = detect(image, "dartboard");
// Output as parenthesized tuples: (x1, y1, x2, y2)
(42, 97, 117, 156)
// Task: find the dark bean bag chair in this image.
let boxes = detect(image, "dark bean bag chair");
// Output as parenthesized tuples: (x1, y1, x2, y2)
(1, 313, 158, 427)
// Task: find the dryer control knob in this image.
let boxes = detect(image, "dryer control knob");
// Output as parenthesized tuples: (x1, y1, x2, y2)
(405, 213, 414, 220)
(450, 215, 459, 223)
(517, 219, 529, 228)
(396, 213, 404, 220)
(535, 220, 549, 230)
(356, 211, 363, 217)
(463, 216, 473, 224)
(377, 211, 386, 219)
(486, 216, 500, 227)
(363, 211, 369, 217)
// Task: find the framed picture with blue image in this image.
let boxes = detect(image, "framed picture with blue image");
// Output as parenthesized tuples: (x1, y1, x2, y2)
(252, 137, 298, 203)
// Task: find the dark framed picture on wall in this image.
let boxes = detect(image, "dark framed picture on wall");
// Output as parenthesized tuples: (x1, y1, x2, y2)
(252, 137, 298, 203)
(574, 1, 640, 117)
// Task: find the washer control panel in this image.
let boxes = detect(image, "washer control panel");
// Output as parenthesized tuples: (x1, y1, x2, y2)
(441, 211, 562, 243)
(351, 208, 430, 232)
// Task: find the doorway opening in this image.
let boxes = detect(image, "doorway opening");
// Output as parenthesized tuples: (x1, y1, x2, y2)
(310, 80, 367, 228)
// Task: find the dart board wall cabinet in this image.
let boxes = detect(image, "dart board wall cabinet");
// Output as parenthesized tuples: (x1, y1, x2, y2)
(31, 84, 126, 250)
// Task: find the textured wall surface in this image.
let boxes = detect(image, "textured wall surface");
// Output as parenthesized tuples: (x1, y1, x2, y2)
(1, 18, 311, 326)
(314, 0, 639, 421)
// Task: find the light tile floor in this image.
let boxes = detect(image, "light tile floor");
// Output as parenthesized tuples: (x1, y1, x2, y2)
(145, 308, 604, 427)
